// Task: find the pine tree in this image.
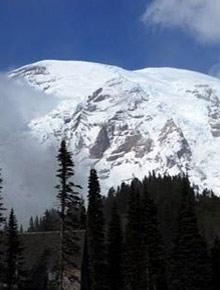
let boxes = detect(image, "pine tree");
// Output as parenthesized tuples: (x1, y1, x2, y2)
(142, 188, 167, 290)
(29, 249, 50, 290)
(0, 169, 5, 228)
(211, 237, 220, 290)
(80, 233, 91, 290)
(124, 179, 147, 290)
(0, 168, 6, 286)
(42, 210, 50, 231)
(5, 209, 28, 290)
(28, 216, 34, 232)
(169, 177, 211, 290)
(56, 139, 81, 289)
(87, 169, 107, 290)
(34, 216, 39, 231)
(39, 209, 60, 232)
(107, 202, 123, 290)
(79, 197, 87, 230)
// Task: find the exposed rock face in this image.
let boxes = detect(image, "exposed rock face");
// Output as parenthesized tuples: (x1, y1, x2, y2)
(208, 95, 220, 137)
(158, 119, 191, 171)
(187, 85, 220, 137)
(90, 126, 110, 159)
(10, 60, 220, 194)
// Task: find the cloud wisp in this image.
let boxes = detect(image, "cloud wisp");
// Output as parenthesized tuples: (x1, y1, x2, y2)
(0, 74, 58, 225)
(142, 0, 220, 44)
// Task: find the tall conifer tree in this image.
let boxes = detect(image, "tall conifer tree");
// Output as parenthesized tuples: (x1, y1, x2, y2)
(34, 216, 39, 231)
(107, 202, 123, 290)
(28, 216, 34, 232)
(169, 177, 211, 290)
(87, 169, 107, 290)
(0, 169, 5, 228)
(56, 139, 81, 289)
(142, 188, 167, 290)
(211, 237, 220, 290)
(0, 168, 6, 286)
(125, 179, 147, 290)
(5, 209, 27, 290)
(79, 197, 87, 230)
(80, 233, 91, 290)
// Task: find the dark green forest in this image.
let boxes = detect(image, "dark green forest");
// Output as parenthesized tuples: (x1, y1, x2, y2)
(0, 140, 220, 290)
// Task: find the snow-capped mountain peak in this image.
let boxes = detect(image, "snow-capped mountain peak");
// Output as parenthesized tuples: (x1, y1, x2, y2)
(10, 60, 220, 194)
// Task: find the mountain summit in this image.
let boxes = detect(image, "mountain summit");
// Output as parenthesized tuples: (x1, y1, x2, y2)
(11, 60, 220, 194)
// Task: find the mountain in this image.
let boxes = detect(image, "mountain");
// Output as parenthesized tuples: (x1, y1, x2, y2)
(10, 60, 220, 194)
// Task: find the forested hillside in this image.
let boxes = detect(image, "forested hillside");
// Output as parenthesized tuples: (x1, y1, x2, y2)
(1, 141, 220, 290)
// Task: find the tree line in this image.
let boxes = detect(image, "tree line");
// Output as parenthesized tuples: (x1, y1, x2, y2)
(0, 140, 220, 290)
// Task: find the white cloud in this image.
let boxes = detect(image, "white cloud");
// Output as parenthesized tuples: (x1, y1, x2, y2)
(142, 0, 220, 43)
(0, 75, 58, 225)
(0, 75, 86, 226)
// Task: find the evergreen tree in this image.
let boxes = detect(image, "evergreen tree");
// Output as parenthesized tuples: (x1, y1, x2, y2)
(5, 209, 28, 290)
(29, 249, 50, 290)
(0, 169, 5, 228)
(56, 139, 81, 289)
(79, 197, 87, 230)
(211, 237, 220, 290)
(40, 209, 58, 232)
(28, 216, 34, 232)
(42, 209, 60, 232)
(0, 168, 6, 287)
(87, 169, 107, 290)
(34, 216, 39, 231)
(29, 210, 60, 232)
(80, 233, 91, 290)
(124, 179, 147, 290)
(142, 188, 167, 290)
(42, 210, 51, 231)
(169, 177, 211, 290)
(107, 202, 123, 290)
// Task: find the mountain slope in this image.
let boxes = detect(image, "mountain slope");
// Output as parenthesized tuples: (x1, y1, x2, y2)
(11, 60, 220, 194)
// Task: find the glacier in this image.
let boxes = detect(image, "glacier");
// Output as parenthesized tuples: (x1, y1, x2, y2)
(8, 60, 220, 208)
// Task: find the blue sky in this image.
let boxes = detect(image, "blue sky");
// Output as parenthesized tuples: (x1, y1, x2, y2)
(1, 0, 220, 74)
